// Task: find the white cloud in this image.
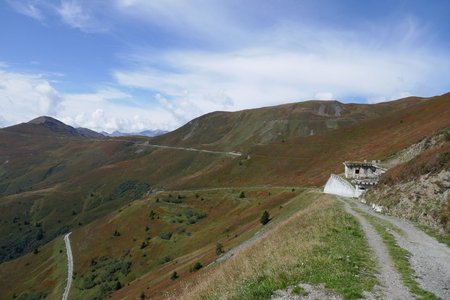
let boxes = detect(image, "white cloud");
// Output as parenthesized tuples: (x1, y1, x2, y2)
(0, 69, 63, 125)
(114, 39, 444, 120)
(113, 0, 242, 43)
(367, 92, 413, 104)
(7, 0, 45, 21)
(0, 67, 176, 131)
(56, 0, 106, 32)
(314, 92, 335, 100)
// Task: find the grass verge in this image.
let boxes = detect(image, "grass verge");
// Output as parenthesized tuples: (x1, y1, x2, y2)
(362, 213, 439, 300)
(415, 223, 450, 248)
(177, 193, 377, 300)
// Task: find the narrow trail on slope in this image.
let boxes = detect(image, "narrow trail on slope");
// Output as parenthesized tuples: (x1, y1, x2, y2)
(338, 198, 412, 299)
(139, 143, 243, 157)
(351, 199, 450, 299)
(62, 232, 73, 300)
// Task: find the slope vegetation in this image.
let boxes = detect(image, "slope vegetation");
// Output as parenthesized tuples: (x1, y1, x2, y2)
(0, 94, 448, 264)
(366, 128, 450, 233)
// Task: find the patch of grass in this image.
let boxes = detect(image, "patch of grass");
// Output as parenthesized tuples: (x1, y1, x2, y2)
(179, 193, 378, 300)
(365, 215, 439, 299)
(415, 223, 450, 247)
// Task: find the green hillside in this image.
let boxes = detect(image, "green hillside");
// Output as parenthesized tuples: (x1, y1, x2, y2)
(0, 93, 449, 300)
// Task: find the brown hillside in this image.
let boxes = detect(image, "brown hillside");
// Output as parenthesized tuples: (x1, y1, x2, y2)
(174, 93, 450, 188)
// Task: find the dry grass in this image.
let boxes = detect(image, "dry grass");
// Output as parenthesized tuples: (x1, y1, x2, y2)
(175, 192, 377, 300)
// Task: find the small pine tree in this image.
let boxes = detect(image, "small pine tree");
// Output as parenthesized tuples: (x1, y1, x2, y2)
(216, 243, 224, 256)
(191, 262, 203, 272)
(115, 281, 122, 290)
(140, 292, 146, 300)
(113, 229, 121, 237)
(260, 211, 270, 225)
(33, 248, 39, 254)
(170, 271, 178, 280)
(239, 191, 246, 198)
(140, 241, 148, 249)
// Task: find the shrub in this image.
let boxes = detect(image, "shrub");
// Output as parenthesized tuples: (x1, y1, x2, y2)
(140, 292, 146, 300)
(36, 229, 44, 240)
(170, 271, 179, 280)
(114, 181, 150, 201)
(115, 281, 122, 290)
(239, 191, 246, 198)
(113, 230, 121, 237)
(18, 291, 46, 300)
(216, 243, 224, 256)
(260, 211, 270, 225)
(159, 256, 172, 265)
(190, 262, 203, 272)
(140, 241, 148, 249)
(159, 232, 173, 240)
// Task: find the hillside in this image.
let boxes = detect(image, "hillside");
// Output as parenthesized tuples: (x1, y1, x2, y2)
(365, 128, 450, 233)
(173, 93, 450, 188)
(0, 94, 449, 264)
(153, 98, 427, 151)
(0, 93, 449, 299)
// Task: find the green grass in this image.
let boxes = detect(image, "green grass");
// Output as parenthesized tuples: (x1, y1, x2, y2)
(291, 206, 377, 299)
(415, 223, 450, 248)
(181, 195, 378, 300)
(364, 214, 439, 299)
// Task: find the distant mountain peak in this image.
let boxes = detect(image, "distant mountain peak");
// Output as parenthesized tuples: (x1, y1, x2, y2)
(23, 116, 104, 138)
(28, 116, 64, 125)
(103, 129, 168, 137)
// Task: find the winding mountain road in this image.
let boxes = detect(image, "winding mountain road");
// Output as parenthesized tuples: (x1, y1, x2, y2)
(62, 232, 73, 300)
(140, 142, 243, 157)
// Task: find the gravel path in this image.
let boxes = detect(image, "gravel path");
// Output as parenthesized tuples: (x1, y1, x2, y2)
(339, 198, 413, 299)
(140, 142, 242, 157)
(352, 199, 450, 299)
(62, 232, 73, 300)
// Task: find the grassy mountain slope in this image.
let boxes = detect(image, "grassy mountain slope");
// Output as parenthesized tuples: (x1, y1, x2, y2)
(1, 187, 308, 299)
(153, 98, 426, 151)
(176, 93, 450, 188)
(1, 94, 449, 263)
(0, 93, 449, 299)
(0, 94, 448, 263)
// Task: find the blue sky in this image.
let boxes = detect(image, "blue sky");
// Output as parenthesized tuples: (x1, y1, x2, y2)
(0, 0, 449, 132)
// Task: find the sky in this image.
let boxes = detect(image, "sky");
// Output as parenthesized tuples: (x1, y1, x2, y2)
(0, 0, 449, 133)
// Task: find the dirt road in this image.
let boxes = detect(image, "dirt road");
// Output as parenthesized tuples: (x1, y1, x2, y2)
(62, 232, 73, 300)
(339, 198, 412, 299)
(351, 199, 450, 299)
